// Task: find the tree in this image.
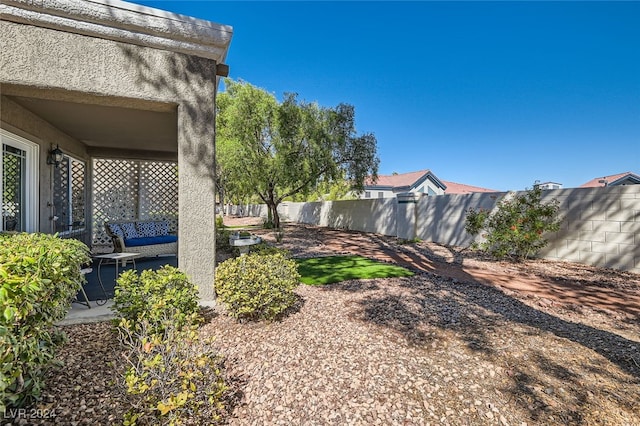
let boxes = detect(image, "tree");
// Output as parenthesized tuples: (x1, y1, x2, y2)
(216, 79, 379, 228)
(289, 170, 356, 202)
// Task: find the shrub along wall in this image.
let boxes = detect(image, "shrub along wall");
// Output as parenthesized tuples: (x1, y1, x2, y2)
(0, 233, 91, 413)
(236, 185, 640, 274)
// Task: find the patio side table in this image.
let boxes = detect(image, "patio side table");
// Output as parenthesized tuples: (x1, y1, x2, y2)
(94, 252, 141, 305)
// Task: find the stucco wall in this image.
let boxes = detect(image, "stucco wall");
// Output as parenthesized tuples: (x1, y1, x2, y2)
(1, 20, 219, 298)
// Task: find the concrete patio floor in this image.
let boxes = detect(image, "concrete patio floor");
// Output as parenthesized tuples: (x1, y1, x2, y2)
(59, 255, 178, 325)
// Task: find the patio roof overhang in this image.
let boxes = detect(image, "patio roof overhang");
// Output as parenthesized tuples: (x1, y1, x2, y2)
(3, 86, 179, 161)
(1, 0, 233, 161)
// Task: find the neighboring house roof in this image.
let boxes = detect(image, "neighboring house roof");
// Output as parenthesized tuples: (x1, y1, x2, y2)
(365, 169, 447, 192)
(441, 181, 499, 195)
(579, 172, 640, 188)
(538, 181, 562, 186)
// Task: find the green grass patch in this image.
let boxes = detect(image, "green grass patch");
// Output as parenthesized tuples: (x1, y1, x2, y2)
(295, 255, 414, 285)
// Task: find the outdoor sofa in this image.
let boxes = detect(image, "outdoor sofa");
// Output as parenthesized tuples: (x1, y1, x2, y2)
(104, 219, 177, 257)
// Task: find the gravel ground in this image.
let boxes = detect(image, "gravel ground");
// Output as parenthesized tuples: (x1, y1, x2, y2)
(8, 221, 640, 425)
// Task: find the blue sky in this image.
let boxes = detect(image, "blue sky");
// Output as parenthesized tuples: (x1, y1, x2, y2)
(137, 1, 639, 191)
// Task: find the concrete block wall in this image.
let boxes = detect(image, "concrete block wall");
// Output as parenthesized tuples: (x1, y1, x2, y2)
(415, 191, 506, 247)
(282, 198, 397, 236)
(239, 184, 640, 274)
(537, 185, 640, 273)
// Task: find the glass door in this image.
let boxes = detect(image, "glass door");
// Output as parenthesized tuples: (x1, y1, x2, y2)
(1, 130, 39, 232)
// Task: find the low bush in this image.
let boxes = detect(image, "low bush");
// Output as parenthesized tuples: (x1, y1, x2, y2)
(214, 252, 300, 321)
(112, 267, 230, 424)
(464, 185, 562, 260)
(247, 243, 290, 257)
(215, 216, 232, 253)
(0, 233, 90, 412)
(118, 317, 228, 426)
(112, 266, 200, 333)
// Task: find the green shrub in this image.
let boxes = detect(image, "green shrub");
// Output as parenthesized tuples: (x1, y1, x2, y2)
(118, 317, 228, 426)
(0, 233, 90, 412)
(214, 252, 300, 321)
(464, 185, 562, 260)
(112, 266, 200, 333)
(247, 243, 290, 257)
(262, 219, 275, 229)
(113, 267, 229, 424)
(215, 216, 232, 253)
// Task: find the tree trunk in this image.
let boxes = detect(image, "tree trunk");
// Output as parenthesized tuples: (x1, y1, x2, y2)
(265, 186, 281, 229)
(266, 201, 280, 229)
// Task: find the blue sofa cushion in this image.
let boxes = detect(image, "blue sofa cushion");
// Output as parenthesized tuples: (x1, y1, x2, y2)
(137, 221, 157, 237)
(120, 222, 139, 239)
(124, 235, 178, 247)
(155, 221, 170, 236)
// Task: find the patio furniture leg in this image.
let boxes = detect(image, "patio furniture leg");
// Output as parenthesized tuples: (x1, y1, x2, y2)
(74, 285, 91, 309)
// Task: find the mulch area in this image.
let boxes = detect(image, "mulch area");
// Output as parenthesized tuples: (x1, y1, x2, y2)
(12, 218, 640, 425)
(266, 223, 640, 319)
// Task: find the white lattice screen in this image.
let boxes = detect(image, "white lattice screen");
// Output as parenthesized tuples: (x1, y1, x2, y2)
(92, 159, 178, 251)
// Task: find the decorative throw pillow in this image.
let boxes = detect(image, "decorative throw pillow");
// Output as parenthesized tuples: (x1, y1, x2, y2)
(107, 223, 124, 239)
(120, 222, 139, 239)
(155, 221, 170, 236)
(137, 221, 157, 237)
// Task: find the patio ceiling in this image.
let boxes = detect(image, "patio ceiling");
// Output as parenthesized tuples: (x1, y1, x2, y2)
(10, 94, 178, 158)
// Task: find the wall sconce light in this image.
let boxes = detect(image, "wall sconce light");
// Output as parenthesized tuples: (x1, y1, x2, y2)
(47, 145, 64, 168)
(216, 63, 229, 77)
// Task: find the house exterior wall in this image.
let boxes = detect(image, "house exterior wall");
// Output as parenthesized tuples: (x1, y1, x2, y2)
(1, 20, 219, 298)
(1, 95, 89, 234)
(361, 176, 446, 199)
(362, 189, 395, 199)
(240, 185, 640, 274)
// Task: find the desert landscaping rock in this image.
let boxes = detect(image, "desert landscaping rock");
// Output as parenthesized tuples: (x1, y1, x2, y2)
(17, 220, 640, 425)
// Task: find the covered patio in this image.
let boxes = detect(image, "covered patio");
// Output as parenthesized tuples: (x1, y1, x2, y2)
(1, 0, 233, 300)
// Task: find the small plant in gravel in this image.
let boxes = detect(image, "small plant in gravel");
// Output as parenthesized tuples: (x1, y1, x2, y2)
(214, 252, 300, 321)
(464, 185, 562, 260)
(112, 266, 200, 334)
(0, 233, 90, 412)
(397, 237, 421, 245)
(118, 317, 228, 426)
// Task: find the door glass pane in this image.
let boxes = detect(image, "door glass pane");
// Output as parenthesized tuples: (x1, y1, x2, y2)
(2, 144, 26, 232)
